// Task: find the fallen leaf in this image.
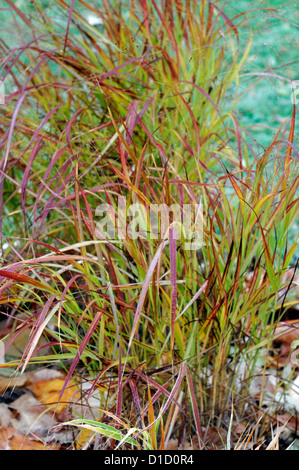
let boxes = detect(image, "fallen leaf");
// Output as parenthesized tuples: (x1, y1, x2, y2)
(249, 372, 280, 397)
(166, 438, 179, 450)
(0, 403, 14, 428)
(232, 422, 247, 437)
(276, 413, 299, 431)
(9, 434, 51, 450)
(0, 373, 28, 393)
(30, 378, 80, 413)
(273, 321, 299, 364)
(0, 426, 17, 450)
(204, 427, 227, 449)
(28, 368, 65, 383)
(8, 393, 57, 436)
(274, 322, 299, 345)
(166, 437, 197, 450)
(0, 426, 54, 450)
(76, 427, 95, 449)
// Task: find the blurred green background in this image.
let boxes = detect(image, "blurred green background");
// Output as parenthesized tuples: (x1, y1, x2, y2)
(226, 0, 299, 148)
(5, 0, 298, 147)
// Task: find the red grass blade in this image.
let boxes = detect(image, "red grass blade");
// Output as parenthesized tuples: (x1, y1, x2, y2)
(19, 294, 57, 373)
(213, 2, 239, 42)
(169, 227, 177, 350)
(285, 102, 296, 177)
(129, 378, 142, 418)
(0, 269, 57, 293)
(63, 0, 76, 55)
